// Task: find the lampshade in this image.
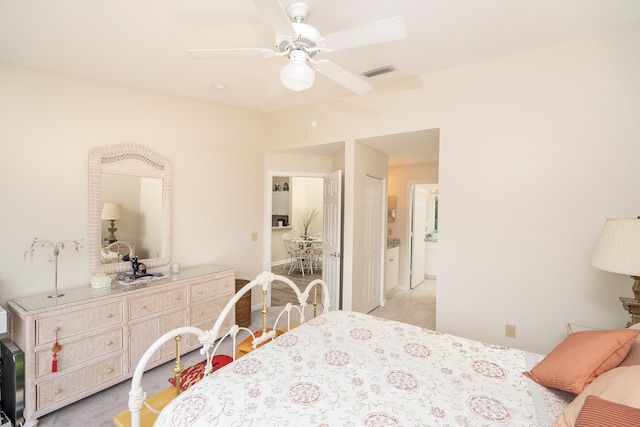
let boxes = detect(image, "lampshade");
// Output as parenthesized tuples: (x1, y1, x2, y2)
(592, 218, 640, 276)
(101, 202, 123, 221)
(280, 50, 315, 92)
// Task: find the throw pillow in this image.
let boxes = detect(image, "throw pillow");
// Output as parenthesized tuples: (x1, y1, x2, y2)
(168, 354, 233, 391)
(523, 329, 640, 394)
(553, 365, 640, 427)
(574, 395, 640, 427)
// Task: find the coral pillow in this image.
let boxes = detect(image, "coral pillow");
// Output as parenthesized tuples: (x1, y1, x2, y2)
(553, 365, 640, 427)
(168, 354, 233, 391)
(523, 329, 640, 394)
(574, 395, 640, 427)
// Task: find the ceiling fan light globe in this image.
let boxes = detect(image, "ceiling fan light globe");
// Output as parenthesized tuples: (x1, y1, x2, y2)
(280, 62, 315, 91)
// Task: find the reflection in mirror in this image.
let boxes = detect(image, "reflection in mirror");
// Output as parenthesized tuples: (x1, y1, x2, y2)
(388, 196, 397, 222)
(88, 144, 172, 275)
(101, 174, 163, 261)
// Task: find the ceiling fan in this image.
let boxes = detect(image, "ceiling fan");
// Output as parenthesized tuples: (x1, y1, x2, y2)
(187, 1, 407, 95)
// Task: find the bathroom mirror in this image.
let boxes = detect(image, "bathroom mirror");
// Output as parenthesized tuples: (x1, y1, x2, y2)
(88, 144, 172, 275)
(388, 196, 397, 222)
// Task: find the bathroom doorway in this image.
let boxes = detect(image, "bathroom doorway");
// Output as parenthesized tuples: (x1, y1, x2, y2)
(409, 183, 439, 289)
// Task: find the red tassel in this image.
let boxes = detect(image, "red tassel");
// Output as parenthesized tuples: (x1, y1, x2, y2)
(51, 329, 61, 373)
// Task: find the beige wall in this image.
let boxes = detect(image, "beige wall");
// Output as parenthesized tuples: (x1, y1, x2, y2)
(0, 63, 267, 304)
(2, 19, 640, 354)
(265, 20, 640, 353)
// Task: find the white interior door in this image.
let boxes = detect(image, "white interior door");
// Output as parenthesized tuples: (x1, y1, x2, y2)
(323, 170, 342, 310)
(362, 176, 383, 313)
(411, 185, 427, 288)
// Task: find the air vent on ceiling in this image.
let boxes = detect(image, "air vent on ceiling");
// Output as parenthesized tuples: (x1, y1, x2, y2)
(361, 65, 396, 78)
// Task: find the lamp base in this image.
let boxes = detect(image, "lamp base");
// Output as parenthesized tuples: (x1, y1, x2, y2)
(620, 275, 640, 327)
(620, 298, 640, 327)
(107, 219, 118, 244)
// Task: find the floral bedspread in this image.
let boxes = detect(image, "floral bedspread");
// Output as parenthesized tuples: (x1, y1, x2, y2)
(154, 310, 572, 426)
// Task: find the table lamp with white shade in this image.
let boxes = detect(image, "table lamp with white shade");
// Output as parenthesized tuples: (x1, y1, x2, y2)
(592, 217, 640, 326)
(102, 202, 123, 244)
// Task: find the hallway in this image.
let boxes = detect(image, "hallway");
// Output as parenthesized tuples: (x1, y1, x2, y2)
(369, 279, 436, 330)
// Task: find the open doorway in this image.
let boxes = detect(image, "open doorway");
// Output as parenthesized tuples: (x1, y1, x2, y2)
(409, 183, 438, 288)
(266, 171, 342, 310)
(369, 182, 438, 329)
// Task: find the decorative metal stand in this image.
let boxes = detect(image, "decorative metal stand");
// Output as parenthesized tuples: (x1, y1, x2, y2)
(24, 238, 83, 298)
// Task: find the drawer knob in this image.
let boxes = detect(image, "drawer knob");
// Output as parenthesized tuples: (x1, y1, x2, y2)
(106, 340, 113, 346)
(55, 388, 62, 395)
(107, 313, 113, 318)
(107, 368, 114, 374)
(141, 305, 146, 309)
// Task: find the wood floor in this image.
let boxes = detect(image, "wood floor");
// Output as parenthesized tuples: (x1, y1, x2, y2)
(270, 266, 323, 307)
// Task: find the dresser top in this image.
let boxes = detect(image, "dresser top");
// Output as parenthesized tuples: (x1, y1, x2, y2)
(11, 264, 233, 312)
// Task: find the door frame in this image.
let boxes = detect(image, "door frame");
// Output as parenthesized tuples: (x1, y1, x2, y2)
(265, 171, 338, 304)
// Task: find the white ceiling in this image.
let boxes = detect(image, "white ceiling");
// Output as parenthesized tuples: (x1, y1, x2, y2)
(1, 0, 639, 165)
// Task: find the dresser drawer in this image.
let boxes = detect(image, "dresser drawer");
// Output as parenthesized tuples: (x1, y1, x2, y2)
(37, 355, 123, 411)
(35, 329, 123, 378)
(128, 310, 187, 371)
(129, 288, 186, 319)
(36, 302, 123, 346)
(191, 274, 233, 302)
(189, 295, 229, 326)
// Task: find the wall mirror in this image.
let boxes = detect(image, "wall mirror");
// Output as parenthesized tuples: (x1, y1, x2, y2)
(388, 196, 397, 222)
(88, 144, 172, 275)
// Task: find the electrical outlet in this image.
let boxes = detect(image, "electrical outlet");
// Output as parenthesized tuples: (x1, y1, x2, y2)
(251, 232, 258, 242)
(505, 324, 516, 338)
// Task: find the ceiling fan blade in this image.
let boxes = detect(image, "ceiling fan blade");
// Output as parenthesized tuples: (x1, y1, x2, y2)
(187, 48, 277, 60)
(319, 16, 407, 52)
(312, 60, 373, 95)
(252, 0, 297, 39)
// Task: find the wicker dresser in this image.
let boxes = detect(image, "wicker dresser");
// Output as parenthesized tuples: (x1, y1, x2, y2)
(7, 265, 234, 426)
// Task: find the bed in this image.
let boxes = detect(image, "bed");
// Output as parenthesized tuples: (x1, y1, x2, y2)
(122, 272, 640, 427)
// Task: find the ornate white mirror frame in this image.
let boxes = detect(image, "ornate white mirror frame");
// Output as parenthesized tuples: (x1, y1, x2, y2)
(88, 144, 173, 275)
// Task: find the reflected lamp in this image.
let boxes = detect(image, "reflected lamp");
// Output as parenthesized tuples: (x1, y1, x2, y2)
(592, 218, 640, 326)
(101, 202, 123, 243)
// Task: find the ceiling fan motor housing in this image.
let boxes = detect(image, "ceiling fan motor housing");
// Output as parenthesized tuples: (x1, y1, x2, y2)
(277, 22, 320, 56)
